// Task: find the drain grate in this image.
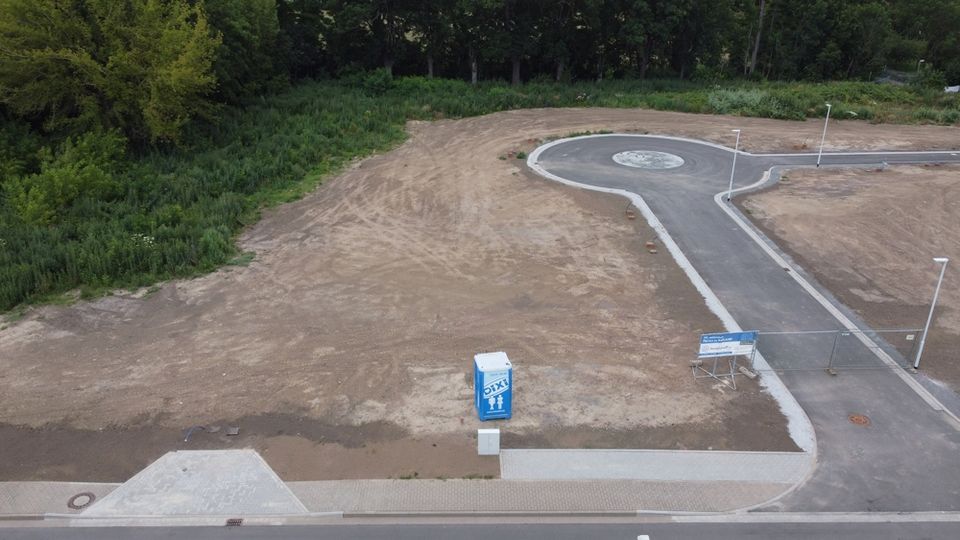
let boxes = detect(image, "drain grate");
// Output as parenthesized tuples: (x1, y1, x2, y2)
(849, 414, 871, 426)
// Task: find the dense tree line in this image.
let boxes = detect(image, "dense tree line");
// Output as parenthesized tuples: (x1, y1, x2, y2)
(304, 0, 960, 84)
(1, 0, 958, 145)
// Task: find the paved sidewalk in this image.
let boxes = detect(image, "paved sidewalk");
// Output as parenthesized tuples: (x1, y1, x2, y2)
(0, 482, 118, 516)
(500, 449, 811, 482)
(1, 478, 794, 517)
(0, 447, 807, 517)
(288, 479, 789, 514)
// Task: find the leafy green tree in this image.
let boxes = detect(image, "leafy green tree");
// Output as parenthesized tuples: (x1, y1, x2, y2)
(0, 0, 221, 143)
(578, 0, 619, 80)
(409, 0, 455, 78)
(206, 0, 284, 103)
(323, 0, 410, 76)
(834, 2, 892, 78)
(452, 0, 499, 84)
(502, 0, 540, 84)
(538, 0, 581, 81)
(671, 0, 736, 78)
(612, 0, 691, 78)
(896, 0, 960, 83)
(0, 109, 42, 184)
(748, 0, 767, 76)
(276, 0, 329, 79)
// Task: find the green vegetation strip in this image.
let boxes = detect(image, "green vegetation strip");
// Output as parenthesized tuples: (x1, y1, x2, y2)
(1, 76, 958, 312)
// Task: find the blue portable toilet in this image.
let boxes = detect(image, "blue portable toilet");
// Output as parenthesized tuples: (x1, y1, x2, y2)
(474, 352, 512, 421)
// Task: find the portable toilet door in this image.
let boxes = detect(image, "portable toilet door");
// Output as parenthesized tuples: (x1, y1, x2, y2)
(474, 352, 512, 421)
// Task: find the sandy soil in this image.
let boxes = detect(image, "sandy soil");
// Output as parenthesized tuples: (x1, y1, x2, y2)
(741, 164, 960, 390)
(6, 107, 955, 482)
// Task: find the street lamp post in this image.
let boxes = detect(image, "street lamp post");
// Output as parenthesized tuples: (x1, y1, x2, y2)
(914, 257, 949, 370)
(726, 129, 741, 201)
(816, 103, 832, 168)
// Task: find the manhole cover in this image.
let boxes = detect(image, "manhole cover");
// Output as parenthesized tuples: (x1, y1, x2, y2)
(612, 150, 685, 170)
(849, 414, 871, 426)
(67, 492, 96, 510)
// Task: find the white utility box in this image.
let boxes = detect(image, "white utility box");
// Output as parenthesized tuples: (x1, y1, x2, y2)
(477, 428, 500, 456)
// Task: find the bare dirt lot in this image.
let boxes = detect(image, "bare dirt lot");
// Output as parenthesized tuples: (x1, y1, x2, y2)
(741, 164, 960, 391)
(2, 108, 956, 482)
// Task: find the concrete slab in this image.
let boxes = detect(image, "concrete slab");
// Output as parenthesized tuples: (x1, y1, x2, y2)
(500, 449, 812, 483)
(82, 450, 307, 516)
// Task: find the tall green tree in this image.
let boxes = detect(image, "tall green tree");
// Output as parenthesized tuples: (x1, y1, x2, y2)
(502, 0, 539, 84)
(671, 0, 735, 78)
(748, 0, 767, 75)
(538, 0, 582, 81)
(206, 0, 284, 103)
(323, 0, 410, 76)
(612, 0, 691, 78)
(277, 0, 328, 79)
(452, 0, 498, 84)
(892, 0, 960, 83)
(834, 2, 892, 78)
(409, 0, 455, 78)
(0, 0, 221, 143)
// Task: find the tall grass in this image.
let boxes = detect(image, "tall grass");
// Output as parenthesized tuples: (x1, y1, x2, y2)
(1, 77, 957, 311)
(0, 85, 409, 309)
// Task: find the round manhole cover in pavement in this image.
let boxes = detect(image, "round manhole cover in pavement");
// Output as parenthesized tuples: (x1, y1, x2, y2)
(67, 492, 96, 510)
(849, 414, 871, 426)
(612, 150, 685, 170)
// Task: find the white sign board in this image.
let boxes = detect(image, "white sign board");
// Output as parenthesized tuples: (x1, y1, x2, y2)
(698, 331, 758, 358)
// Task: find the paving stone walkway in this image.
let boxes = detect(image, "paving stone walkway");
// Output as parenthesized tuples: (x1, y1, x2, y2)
(81, 450, 307, 517)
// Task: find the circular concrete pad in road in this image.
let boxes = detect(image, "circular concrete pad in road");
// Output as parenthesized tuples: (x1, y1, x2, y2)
(612, 150, 685, 170)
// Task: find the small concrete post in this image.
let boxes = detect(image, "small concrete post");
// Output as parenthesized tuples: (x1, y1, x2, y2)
(478, 429, 500, 456)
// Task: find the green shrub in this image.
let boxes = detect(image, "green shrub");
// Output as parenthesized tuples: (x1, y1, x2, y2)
(0, 118, 43, 183)
(348, 68, 395, 95)
(913, 69, 948, 89)
(707, 88, 768, 114)
(5, 131, 126, 225)
(941, 110, 960, 124)
(914, 107, 941, 122)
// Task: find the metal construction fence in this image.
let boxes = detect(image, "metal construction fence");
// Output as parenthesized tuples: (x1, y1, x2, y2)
(747, 328, 924, 373)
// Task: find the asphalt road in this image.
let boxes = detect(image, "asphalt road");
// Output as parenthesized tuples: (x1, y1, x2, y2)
(532, 136, 960, 512)
(4, 522, 960, 540)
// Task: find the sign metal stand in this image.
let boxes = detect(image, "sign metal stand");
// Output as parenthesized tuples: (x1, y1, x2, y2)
(692, 331, 758, 390)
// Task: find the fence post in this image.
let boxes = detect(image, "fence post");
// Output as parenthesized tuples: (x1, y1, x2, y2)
(827, 331, 841, 375)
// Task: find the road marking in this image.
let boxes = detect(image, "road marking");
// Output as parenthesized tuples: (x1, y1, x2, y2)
(673, 511, 960, 523)
(638, 535, 651, 540)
